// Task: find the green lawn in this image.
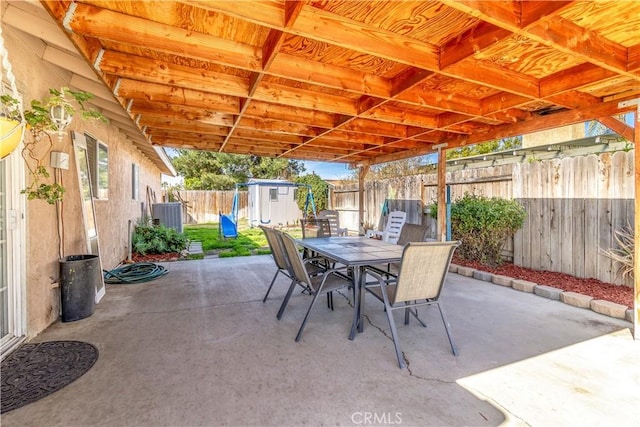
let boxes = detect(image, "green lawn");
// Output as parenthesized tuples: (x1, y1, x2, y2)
(183, 220, 303, 258)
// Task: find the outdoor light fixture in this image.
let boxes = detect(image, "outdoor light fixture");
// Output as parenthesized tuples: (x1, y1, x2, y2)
(49, 90, 74, 142)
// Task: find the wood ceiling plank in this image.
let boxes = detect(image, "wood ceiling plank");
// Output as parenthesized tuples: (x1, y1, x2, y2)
(284, 0, 305, 28)
(130, 101, 235, 126)
(252, 82, 357, 115)
(262, 29, 285, 70)
(306, 138, 371, 151)
(318, 130, 387, 146)
(160, 140, 224, 150)
(443, 0, 633, 78)
(444, 59, 539, 98)
(146, 131, 226, 144)
(341, 118, 409, 139)
(394, 89, 482, 116)
(139, 116, 230, 135)
(389, 69, 435, 97)
(363, 105, 439, 128)
(288, 6, 440, 71)
(180, 1, 285, 28)
(232, 129, 305, 144)
(66, 2, 262, 71)
(525, 16, 629, 75)
(269, 53, 391, 97)
(454, 95, 638, 146)
(243, 101, 335, 128)
(224, 137, 297, 149)
(627, 44, 640, 71)
(440, 21, 512, 69)
(98, 50, 249, 98)
(539, 63, 618, 98)
(235, 118, 319, 137)
(115, 78, 240, 113)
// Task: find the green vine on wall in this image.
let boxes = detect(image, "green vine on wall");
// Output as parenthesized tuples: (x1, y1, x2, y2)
(2, 88, 107, 204)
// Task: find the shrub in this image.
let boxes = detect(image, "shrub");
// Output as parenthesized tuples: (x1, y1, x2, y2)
(600, 225, 634, 282)
(448, 194, 526, 265)
(132, 218, 188, 255)
(295, 173, 328, 215)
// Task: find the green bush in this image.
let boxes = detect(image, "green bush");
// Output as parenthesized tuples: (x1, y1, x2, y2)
(448, 194, 526, 265)
(295, 173, 328, 215)
(132, 218, 188, 255)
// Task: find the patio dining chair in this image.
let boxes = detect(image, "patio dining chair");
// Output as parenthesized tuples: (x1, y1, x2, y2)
(317, 210, 348, 236)
(259, 225, 324, 303)
(365, 210, 406, 244)
(300, 218, 332, 238)
(276, 232, 352, 341)
(370, 223, 431, 276)
(364, 241, 460, 369)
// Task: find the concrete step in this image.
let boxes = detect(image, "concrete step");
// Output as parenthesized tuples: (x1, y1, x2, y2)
(188, 241, 203, 255)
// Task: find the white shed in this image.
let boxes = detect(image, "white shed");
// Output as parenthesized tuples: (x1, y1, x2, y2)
(247, 179, 302, 227)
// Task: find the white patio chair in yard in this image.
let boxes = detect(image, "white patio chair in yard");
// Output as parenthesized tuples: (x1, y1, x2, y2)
(276, 232, 352, 341)
(364, 241, 460, 369)
(365, 210, 406, 244)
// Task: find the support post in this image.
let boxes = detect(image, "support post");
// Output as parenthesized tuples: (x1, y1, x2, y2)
(435, 144, 448, 242)
(634, 106, 639, 340)
(358, 165, 369, 235)
(621, 98, 640, 339)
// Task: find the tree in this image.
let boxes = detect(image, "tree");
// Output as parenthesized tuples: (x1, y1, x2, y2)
(295, 173, 329, 215)
(446, 137, 522, 160)
(170, 150, 305, 190)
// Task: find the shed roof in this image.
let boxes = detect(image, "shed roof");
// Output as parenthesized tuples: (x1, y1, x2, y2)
(8, 1, 639, 167)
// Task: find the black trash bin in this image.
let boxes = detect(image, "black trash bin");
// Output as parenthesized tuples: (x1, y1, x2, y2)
(59, 254, 99, 322)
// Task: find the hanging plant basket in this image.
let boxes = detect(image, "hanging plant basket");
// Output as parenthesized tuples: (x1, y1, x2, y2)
(0, 116, 25, 159)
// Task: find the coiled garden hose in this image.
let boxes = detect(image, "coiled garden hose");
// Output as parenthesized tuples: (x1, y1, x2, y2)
(103, 262, 168, 284)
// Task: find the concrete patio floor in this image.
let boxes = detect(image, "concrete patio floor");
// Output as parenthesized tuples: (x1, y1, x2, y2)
(3, 255, 638, 427)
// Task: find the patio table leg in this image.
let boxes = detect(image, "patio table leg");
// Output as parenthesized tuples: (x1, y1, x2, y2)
(348, 266, 365, 340)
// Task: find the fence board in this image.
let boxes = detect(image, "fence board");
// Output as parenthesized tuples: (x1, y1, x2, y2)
(548, 159, 562, 272)
(560, 157, 574, 274)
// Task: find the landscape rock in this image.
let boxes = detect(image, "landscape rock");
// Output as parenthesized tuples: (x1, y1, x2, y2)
(534, 285, 563, 300)
(590, 300, 628, 320)
(560, 292, 593, 308)
(511, 279, 537, 293)
(456, 266, 476, 277)
(492, 275, 513, 287)
(473, 270, 493, 282)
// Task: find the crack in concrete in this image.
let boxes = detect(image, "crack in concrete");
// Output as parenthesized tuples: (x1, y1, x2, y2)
(336, 291, 454, 384)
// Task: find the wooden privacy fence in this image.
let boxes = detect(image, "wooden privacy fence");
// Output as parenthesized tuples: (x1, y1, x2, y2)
(332, 151, 635, 286)
(512, 152, 635, 286)
(171, 190, 248, 224)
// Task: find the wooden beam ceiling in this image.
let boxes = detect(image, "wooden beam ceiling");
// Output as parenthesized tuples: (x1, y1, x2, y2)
(24, 0, 639, 166)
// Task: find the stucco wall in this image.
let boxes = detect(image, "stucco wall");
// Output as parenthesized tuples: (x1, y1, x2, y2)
(4, 25, 165, 337)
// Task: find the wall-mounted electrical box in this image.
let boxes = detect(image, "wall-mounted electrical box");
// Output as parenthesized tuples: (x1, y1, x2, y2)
(50, 151, 69, 169)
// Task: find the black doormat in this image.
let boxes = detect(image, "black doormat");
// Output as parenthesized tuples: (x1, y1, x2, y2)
(1, 341, 99, 414)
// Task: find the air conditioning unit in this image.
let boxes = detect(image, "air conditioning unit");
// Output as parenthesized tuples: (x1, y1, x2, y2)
(152, 202, 183, 233)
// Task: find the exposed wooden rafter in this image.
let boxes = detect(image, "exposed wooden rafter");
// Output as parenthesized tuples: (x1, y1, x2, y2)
(18, 0, 636, 167)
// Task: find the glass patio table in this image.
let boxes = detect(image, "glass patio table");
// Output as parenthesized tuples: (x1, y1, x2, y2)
(295, 236, 404, 340)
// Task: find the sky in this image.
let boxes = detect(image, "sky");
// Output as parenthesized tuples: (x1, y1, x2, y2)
(302, 161, 353, 180)
(162, 159, 353, 185)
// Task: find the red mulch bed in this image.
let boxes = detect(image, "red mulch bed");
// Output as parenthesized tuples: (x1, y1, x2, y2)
(452, 257, 633, 308)
(131, 253, 181, 263)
